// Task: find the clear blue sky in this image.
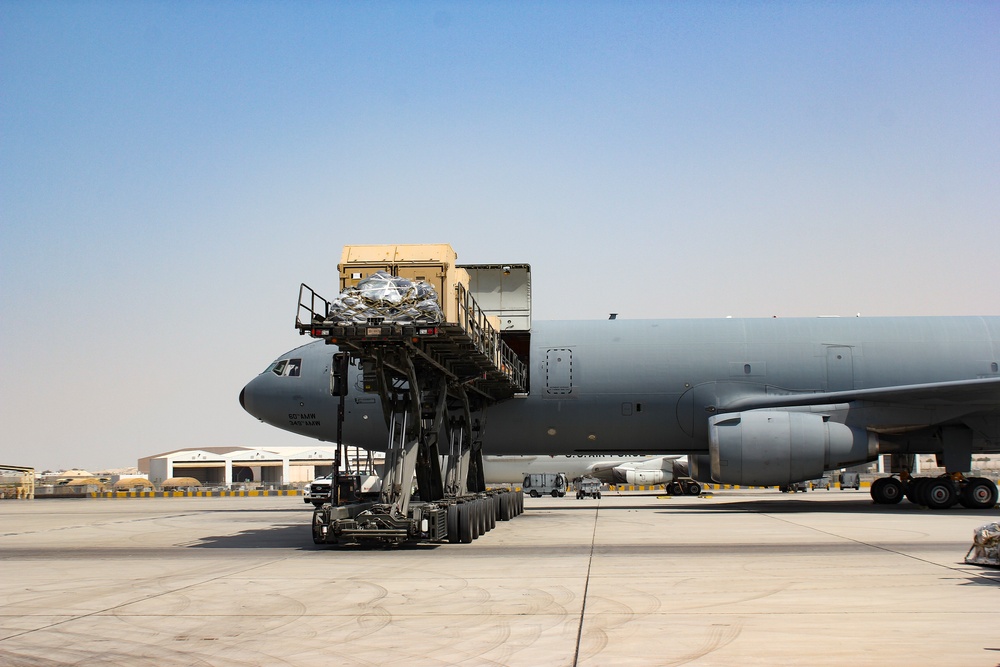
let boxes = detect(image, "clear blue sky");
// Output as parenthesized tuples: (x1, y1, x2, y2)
(1, 2, 997, 472)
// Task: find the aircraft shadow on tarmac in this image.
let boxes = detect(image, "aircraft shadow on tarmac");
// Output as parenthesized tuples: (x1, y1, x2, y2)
(535, 495, 1000, 516)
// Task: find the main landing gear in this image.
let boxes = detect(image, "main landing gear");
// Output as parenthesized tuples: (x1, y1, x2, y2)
(870, 475, 998, 510)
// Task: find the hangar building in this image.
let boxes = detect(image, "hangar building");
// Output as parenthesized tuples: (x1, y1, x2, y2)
(139, 447, 341, 487)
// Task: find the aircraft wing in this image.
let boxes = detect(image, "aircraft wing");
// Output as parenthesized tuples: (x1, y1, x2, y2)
(722, 376, 1000, 412)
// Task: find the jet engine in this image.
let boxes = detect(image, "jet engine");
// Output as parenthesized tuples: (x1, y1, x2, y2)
(613, 468, 670, 486)
(707, 410, 876, 486)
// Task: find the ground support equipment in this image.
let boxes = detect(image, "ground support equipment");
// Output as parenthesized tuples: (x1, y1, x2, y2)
(298, 282, 526, 546)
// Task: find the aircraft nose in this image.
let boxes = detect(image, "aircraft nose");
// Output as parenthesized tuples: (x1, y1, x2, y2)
(239, 378, 259, 418)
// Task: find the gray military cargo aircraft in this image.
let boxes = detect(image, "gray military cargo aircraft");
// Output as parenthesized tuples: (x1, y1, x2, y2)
(240, 316, 1000, 510)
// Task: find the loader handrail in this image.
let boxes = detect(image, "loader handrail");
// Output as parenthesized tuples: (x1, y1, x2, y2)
(296, 283, 331, 331)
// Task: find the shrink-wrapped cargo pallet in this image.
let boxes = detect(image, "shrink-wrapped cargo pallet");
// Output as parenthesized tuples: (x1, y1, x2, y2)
(326, 271, 444, 325)
(965, 521, 1000, 567)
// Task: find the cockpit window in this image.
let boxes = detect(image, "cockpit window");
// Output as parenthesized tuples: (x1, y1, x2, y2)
(269, 358, 302, 377)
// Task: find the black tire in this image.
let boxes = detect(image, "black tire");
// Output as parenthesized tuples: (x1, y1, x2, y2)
(530, 490, 539, 498)
(685, 482, 702, 496)
(871, 477, 904, 504)
(447, 503, 460, 543)
(960, 477, 999, 510)
(924, 479, 956, 509)
(458, 503, 474, 543)
(472, 499, 483, 536)
(311, 507, 328, 545)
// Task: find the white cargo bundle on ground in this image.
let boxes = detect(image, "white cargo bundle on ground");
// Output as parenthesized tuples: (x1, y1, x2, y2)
(965, 522, 1000, 567)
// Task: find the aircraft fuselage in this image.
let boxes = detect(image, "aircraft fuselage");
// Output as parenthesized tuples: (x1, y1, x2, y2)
(241, 316, 1000, 463)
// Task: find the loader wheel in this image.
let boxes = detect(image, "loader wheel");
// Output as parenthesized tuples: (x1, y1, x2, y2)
(458, 503, 474, 544)
(447, 503, 460, 543)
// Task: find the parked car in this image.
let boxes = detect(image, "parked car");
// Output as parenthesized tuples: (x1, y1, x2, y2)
(780, 480, 810, 493)
(810, 476, 833, 490)
(303, 474, 332, 506)
(840, 472, 861, 490)
(304, 473, 382, 506)
(576, 477, 602, 499)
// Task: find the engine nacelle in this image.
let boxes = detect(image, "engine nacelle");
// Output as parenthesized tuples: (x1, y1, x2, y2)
(688, 455, 714, 483)
(708, 410, 876, 486)
(614, 468, 671, 486)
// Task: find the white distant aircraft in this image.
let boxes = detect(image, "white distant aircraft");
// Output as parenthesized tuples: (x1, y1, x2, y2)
(482, 454, 700, 494)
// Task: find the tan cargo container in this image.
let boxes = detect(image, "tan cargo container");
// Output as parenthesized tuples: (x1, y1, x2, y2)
(338, 244, 470, 323)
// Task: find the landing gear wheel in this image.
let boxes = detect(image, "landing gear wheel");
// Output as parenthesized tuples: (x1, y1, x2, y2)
(666, 482, 681, 495)
(871, 477, 904, 504)
(960, 477, 999, 510)
(685, 482, 702, 496)
(904, 478, 924, 505)
(924, 479, 956, 509)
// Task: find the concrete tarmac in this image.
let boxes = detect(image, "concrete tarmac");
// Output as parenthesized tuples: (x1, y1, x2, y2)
(1, 490, 998, 667)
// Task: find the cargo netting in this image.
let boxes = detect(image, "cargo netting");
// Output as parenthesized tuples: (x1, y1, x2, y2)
(327, 271, 444, 325)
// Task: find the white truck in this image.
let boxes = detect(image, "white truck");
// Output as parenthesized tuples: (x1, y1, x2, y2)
(304, 474, 382, 507)
(523, 472, 567, 498)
